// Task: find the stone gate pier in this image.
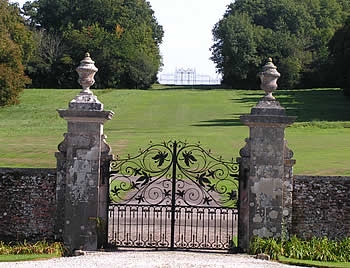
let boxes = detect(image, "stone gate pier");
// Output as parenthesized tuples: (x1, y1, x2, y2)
(55, 53, 114, 252)
(238, 59, 296, 251)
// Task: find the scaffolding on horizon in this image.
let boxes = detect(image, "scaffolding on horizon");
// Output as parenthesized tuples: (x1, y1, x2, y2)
(158, 68, 222, 85)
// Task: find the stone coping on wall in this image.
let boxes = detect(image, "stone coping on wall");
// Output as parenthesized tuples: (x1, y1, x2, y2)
(294, 175, 350, 180)
(0, 167, 56, 174)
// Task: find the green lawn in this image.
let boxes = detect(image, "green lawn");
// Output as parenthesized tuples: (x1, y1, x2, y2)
(0, 253, 59, 262)
(0, 87, 349, 175)
(278, 256, 350, 268)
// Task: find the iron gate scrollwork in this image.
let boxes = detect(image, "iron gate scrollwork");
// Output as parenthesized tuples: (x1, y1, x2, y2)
(108, 141, 239, 251)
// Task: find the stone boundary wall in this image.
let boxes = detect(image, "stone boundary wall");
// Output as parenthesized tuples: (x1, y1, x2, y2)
(0, 168, 57, 242)
(1, 168, 349, 243)
(292, 175, 350, 240)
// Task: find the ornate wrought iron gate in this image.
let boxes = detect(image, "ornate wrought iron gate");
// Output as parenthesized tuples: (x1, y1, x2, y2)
(108, 141, 239, 251)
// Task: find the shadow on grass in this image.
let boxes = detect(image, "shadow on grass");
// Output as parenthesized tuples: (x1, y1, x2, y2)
(192, 116, 242, 127)
(232, 89, 350, 123)
(192, 89, 350, 128)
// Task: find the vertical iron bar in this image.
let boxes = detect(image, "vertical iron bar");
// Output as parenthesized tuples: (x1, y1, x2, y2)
(190, 208, 194, 247)
(117, 206, 121, 244)
(128, 206, 132, 245)
(170, 141, 177, 250)
(177, 209, 180, 247)
(214, 208, 217, 248)
(184, 207, 187, 247)
(136, 206, 139, 246)
(202, 209, 205, 247)
(141, 207, 144, 246)
(160, 207, 164, 246)
(148, 208, 151, 246)
(153, 207, 157, 246)
(206, 209, 209, 248)
(227, 210, 230, 248)
(219, 209, 223, 248)
(237, 169, 242, 249)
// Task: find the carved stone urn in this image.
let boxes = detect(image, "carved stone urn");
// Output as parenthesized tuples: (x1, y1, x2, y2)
(69, 53, 103, 111)
(76, 52, 98, 95)
(258, 58, 280, 100)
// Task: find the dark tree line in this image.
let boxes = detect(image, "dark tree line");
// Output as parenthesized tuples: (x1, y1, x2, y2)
(22, 0, 164, 89)
(328, 17, 350, 95)
(1, 0, 164, 106)
(211, 0, 350, 89)
(2, 0, 350, 107)
(0, 0, 164, 106)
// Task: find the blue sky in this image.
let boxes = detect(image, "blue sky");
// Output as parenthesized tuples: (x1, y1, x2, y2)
(14, 0, 232, 79)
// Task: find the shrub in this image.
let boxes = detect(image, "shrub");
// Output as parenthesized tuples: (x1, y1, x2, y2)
(334, 237, 350, 262)
(250, 236, 350, 262)
(250, 236, 283, 260)
(284, 235, 307, 260)
(0, 240, 64, 256)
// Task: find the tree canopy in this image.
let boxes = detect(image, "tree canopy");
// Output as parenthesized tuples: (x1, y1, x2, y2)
(0, 0, 33, 106)
(23, 0, 164, 89)
(328, 16, 350, 95)
(211, 0, 350, 89)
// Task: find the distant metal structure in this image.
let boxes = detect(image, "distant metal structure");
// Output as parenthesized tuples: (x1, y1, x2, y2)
(158, 68, 222, 85)
(175, 68, 196, 85)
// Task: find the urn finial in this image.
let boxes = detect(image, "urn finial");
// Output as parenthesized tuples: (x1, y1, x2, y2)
(258, 58, 280, 100)
(76, 52, 98, 95)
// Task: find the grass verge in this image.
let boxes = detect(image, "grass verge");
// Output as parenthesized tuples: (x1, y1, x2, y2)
(278, 256, 350, 268)
(0, 253, 60, 262)
(0, 240, 64, 262)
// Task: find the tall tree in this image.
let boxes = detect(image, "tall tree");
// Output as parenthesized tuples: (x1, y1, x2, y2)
(328, 16, 350, 95)
(24, 0, 163, 89)
(211, 0, 350, 89)
(211, 13, 260, 88)
(0, 0, 33, 106)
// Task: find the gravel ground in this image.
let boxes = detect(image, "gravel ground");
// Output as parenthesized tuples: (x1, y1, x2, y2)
(0, 251, 307, 268)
